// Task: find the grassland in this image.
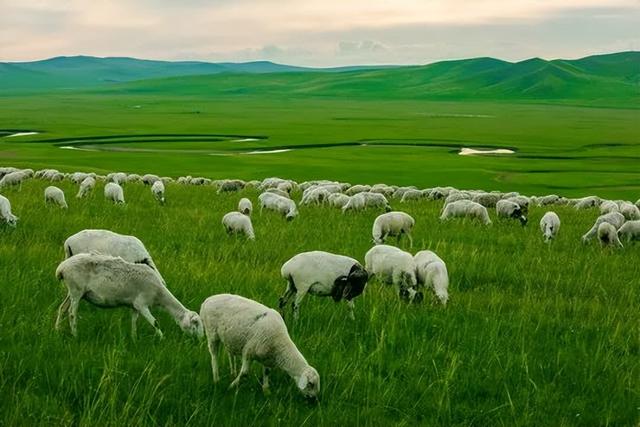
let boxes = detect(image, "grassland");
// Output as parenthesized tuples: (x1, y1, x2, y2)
(0, 180, 638, 426)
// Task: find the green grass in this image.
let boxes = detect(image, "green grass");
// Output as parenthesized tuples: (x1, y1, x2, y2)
(0, 181, 638, 426)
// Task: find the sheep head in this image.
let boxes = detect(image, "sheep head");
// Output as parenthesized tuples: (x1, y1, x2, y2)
(180, 311, 204, 338)
(296, 366, 320, 400)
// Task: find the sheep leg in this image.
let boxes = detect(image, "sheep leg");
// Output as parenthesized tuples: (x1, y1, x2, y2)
(292, 291, 307, 321)
(68, 295, 81, 337)
(55, 294, 71, 331)
(229, 355, 251, 389)
(207, 334, 220, 383)
(406, 232, 413, 247)
(131, 310, 139, 340)
(227, 353, 236, 376)
(136, 306, 163, 339)
(278, 280, 296, 313)
(262, 367, 271, 395)
(347, 299, 355, 320)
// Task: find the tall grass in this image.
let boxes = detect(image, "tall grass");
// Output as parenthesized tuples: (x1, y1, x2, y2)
(0, 181, 638, 426)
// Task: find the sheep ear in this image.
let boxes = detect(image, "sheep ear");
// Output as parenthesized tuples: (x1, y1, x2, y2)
(297, 375, 308, 390)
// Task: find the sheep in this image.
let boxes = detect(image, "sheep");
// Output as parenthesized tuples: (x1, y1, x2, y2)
(104, 182, 125, 204)
(618, 201, 640, 220)
(581, 212, 625, 243)
(76, 176, 96, 198)
(534, 194, 561, 206)
(345, 184, 370, 195)
(127, 173, 142, 183)
(265, 188, 290, 198)
(141, 174, 160, 185)
(618, 220, 640, 243)
(258, 192, 298, 220)
(218, 179, 245, 193)
(372, 211, 415, 246)
(301, 187, 331, 205)
(0, 170, 29, 190)
(414, 250, 449, 305)
(472, 192, 501, 208)
(0, 195, 18, 226)
(190, 177, 210, 186)
(496, 200, 527, 225)
(328, 193, 350, 208)
(55, 253, 203, 338)
(400, 189, 425, 203)
(341, 193, 366, 212)
(364, 245, 422, 302)
(440, 200, 492, 225)
(540, 212, 561, 242)
(161, 177, 174, 184)
(362, 192, 392, 211)
(597, 222, 623, 248)
(107, 172, 128, 185)
(151, 180, 165, 204)
(238, 198, 253, 216)
(573, 196, 601, 209)
(69, 172, 91, 184)
(444, 192, 471, 205)
(200, 294, 320, 398)
(505, 196, 530, 213)
(222, 212, 255, 240)
(279, 251, 368, 320)
(600, 200, 619, 215)
(64, 229, 161, 275)
(44, 186, 68, 209)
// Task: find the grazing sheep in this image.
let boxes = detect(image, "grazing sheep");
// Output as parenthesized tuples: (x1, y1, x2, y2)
(444, 192, 471, 205)
(618, 201, 640, 220)
(472, 192, 501, 208)
(107, 172, 128, 185)
(414, 250, 449, 305)
(301, 187, 331, 205)
(0, 170, 29, 190)
(276, 181, 294, 194)
(440, 200, 492, 225)
(505, 196, 530, 213)
(265, 188, 290, 198)
(600, 200, 619, 215)
(76, 176, 96, 198)
(540, 211, 561, 242)
(151, 180, 165, 204)
(0, 195, 18, 226)
(362, 192, 392, 211)
(141, 174, 160, 185)
(190, 177, 210, 186)
(69, 172, 91, 184)
(104, 182, 125, 204)
(328, 193, 350, 208)
(55, 253, 203, 338)
(400, 189, 425, 203)
(581, 212, 625, 243)
(372, 211, 415, 246)
(573, 196, 601, 209)
(238, 198, 253, 216)
(496, 200, 527, 225)
(222, 212, 255, 240)
(618, 220, 640, 243)
(345, 184, 371, 195)
(341, 193, 366, 212)
(535, 195, 562, 206)
(127, 173, 142, 183)
(44, 186, 68, 209)
(364, 245, 421, 302)
(597, 222, 623, 248)
(218, 179, 245, 193)
(280, 251, 368, 320)
(200, 294, 320, 398)
(258, 192, 298, 220)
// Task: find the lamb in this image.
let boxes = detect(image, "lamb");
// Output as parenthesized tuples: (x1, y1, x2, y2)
(414, 250, 449, 305)
(151, 180, 165, 204)
(440, 200, 492, 225)
(104, 182, 125, 204)
(44, 186, 68, 209)
(279, 251, 368, 320)
(64, 229, 161, 275)
(55, 253, 203, 338)
(372, 211, 415, 246)
(496, 200, 527, 225)
(617, 220, 640, 243)
(618, 201, 640, 220)
(238, 198, 253, 216)
(76, 176, 96, 198)
(0, 195, 18, 226)
(258, 192, 298, 220)
(597, 222, 623, 248)
(222, 212, 255, 240)
(200, 294, 320, 398)
(341, 193, 366, 212)
(581, 212, 625, 243)
(328, 193, 350, 208)
(540, 211, 561, 242)
(364, 245, 422, 302)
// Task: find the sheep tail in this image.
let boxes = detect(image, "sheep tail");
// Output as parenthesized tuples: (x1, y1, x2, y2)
(55, 263, 65, 281)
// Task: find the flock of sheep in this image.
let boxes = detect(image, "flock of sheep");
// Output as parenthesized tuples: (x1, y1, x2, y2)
(1, 165, 640, 399)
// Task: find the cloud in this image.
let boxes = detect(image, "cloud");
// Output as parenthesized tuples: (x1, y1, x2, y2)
(337, 40, 387, 55)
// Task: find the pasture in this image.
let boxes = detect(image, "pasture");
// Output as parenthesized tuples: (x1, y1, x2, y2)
(0, 179, 638, 426)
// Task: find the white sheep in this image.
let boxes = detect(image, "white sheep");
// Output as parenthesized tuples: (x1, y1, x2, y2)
(618, 201, 640, 220)
(76, 176, 96, 198)
(414, 250, 449, 305)
(362, 192, 392, 211)
(496, 200, 527, 225)
(327, 193, 350, 208)
(600, 200, 619, 215)
(364, 244, 422, 302)
(200, 294, 320, 398)
(44, 186, 68, 209)
(0, 170, 29, 190)
(440, 200, 492, 225)
(581, 212, 625, 243)
(258, 192, 298, 220)
(280, 251, 368, 320)
(372, 211, 415, 246)
(107, 172, 128, 185)
(151, 180, 165, 204)
(238, 198, 253, 216)
(540, 211, 561, 242)
(617, 220, 640, 243)
(55, 253, 203, 338)
(222, 212, 255, 240)
(0, 195, 18, 226)
(301, 187, 331, 205)
(341, 193, 366, 212)
(472, 192, 501, 208)
(535, 195, 562, 206)
(141, 174, 160, 185)
(345, 184, 370, 195)
(218, 179, 245, 193)
(400, 189, 424, 203)
(597, 222, 623, 248)
(265, 188, 290, 198)
(505, 195, 530, 213)
(573, 196, 601, 209)
(104, 182, 125, 204)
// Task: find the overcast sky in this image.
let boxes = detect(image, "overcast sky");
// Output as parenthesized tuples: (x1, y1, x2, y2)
(1, 0, 639, 66)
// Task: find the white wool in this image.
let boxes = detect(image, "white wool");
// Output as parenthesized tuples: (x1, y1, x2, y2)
(69, 172, 91, 184)
(107, 172, 128, 185)
(581, 212, 625, 243)
(364, 244, 419, 300)
(617, 220, 640, 242)
(505, 195, 530, 212)
(361, 192, 391, 210)
(535, 195, 562, 206)
(0, 195, 18, 226)
(218, 179, 245, 193)
(400, 189, 424, 203)
(342, 193, 366, 212)
(372, 211, 415, 246)
(496, 200, 527, 224)
(414, 250, 449, 305)
(222, 212, 255, 240)
(76, 176, 96, 198)
(345, 184, 371, 195)
(597, 222, 623, 248)
(126, 174, 142, 183)
(151, 180, 165, 204)
(200, 294, 320, 398)
(44, 186, 68, 209)
(104, 182, 125, 204)
(618, 201, 640, 220)
(55, 253, 202, 338)
(472, 192, 501, 208)
(444, 192, 471, 205)
(301, 187, 331, 205)
(0, 170, 29, 189)
(141, 174, 161, 185)
(258, 192, 298, 220)
(600, 200, 620, 215)
(328, 193, 350, 208)
(238, 198, 253, 216)
(440, 200, 492, 225)
(540, 211, 561, 242)
(265, 188, 290, 198)
(573, 196, 601, 209)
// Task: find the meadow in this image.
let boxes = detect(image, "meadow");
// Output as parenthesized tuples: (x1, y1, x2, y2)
(0, 179, 638, 426)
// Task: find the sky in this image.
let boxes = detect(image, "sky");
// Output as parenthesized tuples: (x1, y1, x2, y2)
(1, 0, 639, 66)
